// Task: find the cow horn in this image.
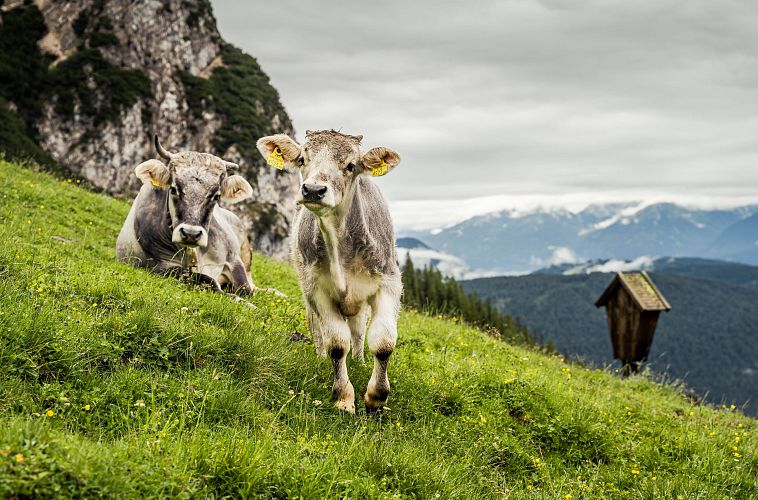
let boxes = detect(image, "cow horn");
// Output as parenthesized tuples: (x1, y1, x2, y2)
(223, 161, 239, 172)
(154, 134, 174, 161)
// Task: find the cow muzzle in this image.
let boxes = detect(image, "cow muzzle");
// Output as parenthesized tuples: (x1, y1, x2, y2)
(172, 224, 208, 248)
(301, 183, 328, 202)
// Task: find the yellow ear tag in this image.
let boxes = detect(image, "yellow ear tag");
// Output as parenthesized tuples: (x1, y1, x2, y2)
(267, 146, 285, 170)
(372, 160, 388, 177)
(150, 178, 161, 187)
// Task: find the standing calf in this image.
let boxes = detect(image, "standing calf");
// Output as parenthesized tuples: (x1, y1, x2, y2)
(257, 130, 402, 414)
(117, 135, 258, 298)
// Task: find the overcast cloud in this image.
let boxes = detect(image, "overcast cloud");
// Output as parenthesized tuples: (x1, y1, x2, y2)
(213, 0, 758, 229)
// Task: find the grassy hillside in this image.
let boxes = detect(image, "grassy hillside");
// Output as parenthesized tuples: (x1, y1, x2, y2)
(0, 161, 756, 498)
(462, 272, 758, 417)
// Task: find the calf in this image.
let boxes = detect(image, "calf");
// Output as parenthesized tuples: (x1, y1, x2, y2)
(257, 130, 402, 414)
(117, 135, 257, 297)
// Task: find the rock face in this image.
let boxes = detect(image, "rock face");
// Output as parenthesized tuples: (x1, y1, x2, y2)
(0, 0, 298, 256)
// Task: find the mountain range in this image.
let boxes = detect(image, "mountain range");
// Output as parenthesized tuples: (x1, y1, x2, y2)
(404, 203, 758, 274)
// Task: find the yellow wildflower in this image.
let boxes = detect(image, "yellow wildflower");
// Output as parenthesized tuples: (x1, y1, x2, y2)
(14, 454, 24, 464)
(84, 405, 91, 411)
(46, 410, 54, 417)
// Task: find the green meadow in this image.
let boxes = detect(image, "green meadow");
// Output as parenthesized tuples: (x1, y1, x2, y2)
(0, 160, 755, 498)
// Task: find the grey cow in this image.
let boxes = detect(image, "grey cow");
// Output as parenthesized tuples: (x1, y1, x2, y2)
(257, 130, 402, 414)
(117, 135, 258, 297)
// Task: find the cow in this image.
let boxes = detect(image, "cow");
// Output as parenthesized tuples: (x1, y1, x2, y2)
(256, 129, 402, 414)
(117, 135, 260, 300)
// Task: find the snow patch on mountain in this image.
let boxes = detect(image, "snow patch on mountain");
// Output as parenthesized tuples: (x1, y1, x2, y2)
(578, 202, 651, 236)
(563, 256, 657, 275)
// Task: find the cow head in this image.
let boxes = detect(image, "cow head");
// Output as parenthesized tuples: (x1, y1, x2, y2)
(134, 135, 253, 248)
(256, 130, 400, 215)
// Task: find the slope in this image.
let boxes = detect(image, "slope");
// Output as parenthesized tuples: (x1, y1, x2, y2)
(536, 257, 758, 289)
(0, 161, 755, 498)
(462, 272, 758, 416)
(708, 213, 758, 266)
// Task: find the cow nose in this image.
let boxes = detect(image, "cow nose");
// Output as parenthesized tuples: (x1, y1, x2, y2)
(179, 226, 203, 242)
(302, 183, 327, 201)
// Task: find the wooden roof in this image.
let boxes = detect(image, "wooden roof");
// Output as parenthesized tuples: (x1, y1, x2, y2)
(595, 271, 671, 312)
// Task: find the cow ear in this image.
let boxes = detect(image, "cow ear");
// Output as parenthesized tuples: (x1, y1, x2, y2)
(221, 175, 253, 203)
(361, 147, 401, 177)
(135, 159, 170, 188)
(256, 134, 301, 170)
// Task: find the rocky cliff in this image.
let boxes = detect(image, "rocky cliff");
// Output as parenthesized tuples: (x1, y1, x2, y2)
(0, 0, 298, 256)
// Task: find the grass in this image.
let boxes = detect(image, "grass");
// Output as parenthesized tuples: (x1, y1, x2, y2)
(0, 160, 755, 498)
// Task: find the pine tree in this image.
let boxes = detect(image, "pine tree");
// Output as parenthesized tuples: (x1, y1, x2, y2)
(398, 258, 536, 346)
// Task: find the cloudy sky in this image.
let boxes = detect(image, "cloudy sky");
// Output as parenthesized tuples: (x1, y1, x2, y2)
(213, 0, 758, 229)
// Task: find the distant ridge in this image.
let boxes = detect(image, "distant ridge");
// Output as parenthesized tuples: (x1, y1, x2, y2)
(411, 202, 758, 273)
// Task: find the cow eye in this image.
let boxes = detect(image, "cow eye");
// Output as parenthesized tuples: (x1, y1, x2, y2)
(213, 193, 220, 201)
(346, 163, 355, 173)
(297, 156, 304, 166)
(169, 186, 178, 195)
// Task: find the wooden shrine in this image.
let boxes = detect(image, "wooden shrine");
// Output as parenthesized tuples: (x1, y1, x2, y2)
(595, 271, 671, 376)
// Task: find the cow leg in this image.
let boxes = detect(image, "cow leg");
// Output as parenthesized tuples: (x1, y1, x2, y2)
(150, 261, 257, 309)
(347, 304, 369, 362)
(151, 261, 223, 293)
(186, 271, 224, 293)
(229, 258, 254, 296)
(314, 292, 355, 414)
(364, 284, 401, 412)
(306, 301, 326, 357)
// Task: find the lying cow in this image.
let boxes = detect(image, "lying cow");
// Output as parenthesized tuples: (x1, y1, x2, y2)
(256, 130, 402, 413)
(117, 135, 258, 298)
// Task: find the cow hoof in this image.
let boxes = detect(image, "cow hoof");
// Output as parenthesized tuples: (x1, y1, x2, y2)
(335, 400, 356, 414)
(364, 390, 389, 413)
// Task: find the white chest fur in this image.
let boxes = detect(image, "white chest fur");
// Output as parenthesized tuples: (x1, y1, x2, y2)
(316, 266, 379, 316)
